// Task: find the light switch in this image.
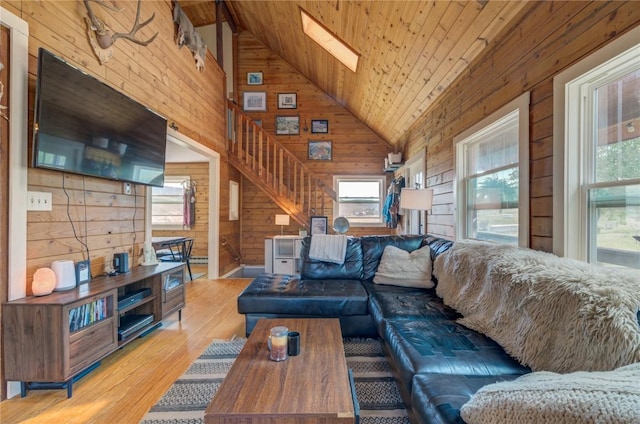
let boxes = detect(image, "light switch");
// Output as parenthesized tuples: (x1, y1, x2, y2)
(27, 191, 53, 211)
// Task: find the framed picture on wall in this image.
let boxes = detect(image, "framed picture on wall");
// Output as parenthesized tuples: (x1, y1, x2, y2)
(278, 93, 297, 109)
(310, 216, 328, 235)
(311, 119, 329, 134)
(243, 92, 267, 111)
(308, 140, 332, 161)
(275, 116, 300, 135)
(247, 72, 263, 85)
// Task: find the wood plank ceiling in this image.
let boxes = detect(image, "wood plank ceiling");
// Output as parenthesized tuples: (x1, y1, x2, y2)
(180, 0, 528, 147)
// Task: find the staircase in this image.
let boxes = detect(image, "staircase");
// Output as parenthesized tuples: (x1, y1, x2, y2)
(226, 100, 336, 227)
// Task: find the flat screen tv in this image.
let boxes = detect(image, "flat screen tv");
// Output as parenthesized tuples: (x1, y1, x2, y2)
(33, 48, 167, 187)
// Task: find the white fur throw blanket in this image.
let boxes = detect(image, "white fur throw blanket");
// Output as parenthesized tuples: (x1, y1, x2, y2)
(461, 362, 640, 424)
(434, 240, 640, 373)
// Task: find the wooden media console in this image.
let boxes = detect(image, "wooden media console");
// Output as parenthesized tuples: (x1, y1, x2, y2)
(2, 262, 185, 398)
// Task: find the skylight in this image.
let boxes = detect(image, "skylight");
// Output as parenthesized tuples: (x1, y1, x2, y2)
(300, 9, 359, 73)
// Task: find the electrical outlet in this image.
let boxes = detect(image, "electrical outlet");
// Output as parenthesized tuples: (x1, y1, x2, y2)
(123, 183, 132, 195)
(27, 191, 53, 211)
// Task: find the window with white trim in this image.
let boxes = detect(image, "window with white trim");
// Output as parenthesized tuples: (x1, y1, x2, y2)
(333, 176, 385, 226)
(455, 93, 530, 246)
(554, 30, 639, 269)
(151, 176, 189, 229)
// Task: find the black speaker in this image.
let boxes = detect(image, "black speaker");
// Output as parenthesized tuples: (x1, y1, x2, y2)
(113, 252, 129, 274)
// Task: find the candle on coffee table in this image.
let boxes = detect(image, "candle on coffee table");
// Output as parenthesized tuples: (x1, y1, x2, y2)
(269, 326, 288, 361)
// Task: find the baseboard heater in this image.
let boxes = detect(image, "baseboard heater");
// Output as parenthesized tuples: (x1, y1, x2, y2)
(118, 314, 154, 341)
(189, 256, 208, 264)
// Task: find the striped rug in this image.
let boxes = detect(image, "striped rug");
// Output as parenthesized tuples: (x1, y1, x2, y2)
(141, 338, 409, 424)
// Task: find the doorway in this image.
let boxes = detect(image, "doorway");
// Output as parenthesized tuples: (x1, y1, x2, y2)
(145, 128, 221, 279)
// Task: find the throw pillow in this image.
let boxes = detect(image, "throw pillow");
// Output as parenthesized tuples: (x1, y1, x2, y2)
(373, 245, 433, 288)
(460, 363, 640, 424)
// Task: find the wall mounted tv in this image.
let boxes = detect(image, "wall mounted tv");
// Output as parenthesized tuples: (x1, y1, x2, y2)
(33, 48, 167, 187)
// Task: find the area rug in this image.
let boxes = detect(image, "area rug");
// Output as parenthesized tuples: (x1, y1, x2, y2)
(140, 338, 409, 424)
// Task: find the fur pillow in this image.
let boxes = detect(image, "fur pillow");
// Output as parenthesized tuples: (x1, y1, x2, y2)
(373, 245, 433, 288)
(461, 363, 640, 424)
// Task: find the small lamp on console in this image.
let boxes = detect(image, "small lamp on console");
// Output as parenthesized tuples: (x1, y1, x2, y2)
(275, 214, 290, 236)
(32, 267, 57, 296)
(399, 188, 433, 235)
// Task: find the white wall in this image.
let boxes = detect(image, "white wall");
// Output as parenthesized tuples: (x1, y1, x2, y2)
(2, 6, 29, 399)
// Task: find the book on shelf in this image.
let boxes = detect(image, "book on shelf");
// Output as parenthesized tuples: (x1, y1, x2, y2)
(68, 297, 109, 333)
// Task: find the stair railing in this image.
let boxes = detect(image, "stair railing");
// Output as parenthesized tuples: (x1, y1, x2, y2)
(220, 236, 241, 261)
(226, 100, 336, 225)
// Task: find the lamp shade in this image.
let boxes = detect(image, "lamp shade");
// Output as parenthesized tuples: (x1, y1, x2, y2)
(51, 260, 76, 291)
(275, 214, 290, 226)
(400, 188, 433, 211)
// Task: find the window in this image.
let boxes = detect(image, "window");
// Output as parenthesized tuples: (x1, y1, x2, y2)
(404, 149, 426, 235)
(152, 176, 188, 228)
(554, 28, 640, 268)
(300, 8, 359, 72)
(333, 176, 385, 226)
(455, 93, 530, 246)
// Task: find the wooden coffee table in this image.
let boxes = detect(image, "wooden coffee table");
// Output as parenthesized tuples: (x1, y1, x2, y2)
(204, 318, 356, 424)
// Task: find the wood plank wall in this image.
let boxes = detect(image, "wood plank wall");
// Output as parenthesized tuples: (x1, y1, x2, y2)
(402, 1, 640, 252)
(27, 169, 146, 282)
(236, 31, 395, 266)
(153, 163, 209, 259)
(2, 0, 234, 286)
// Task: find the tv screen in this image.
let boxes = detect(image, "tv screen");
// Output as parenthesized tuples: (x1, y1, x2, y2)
(33, 48, 167, 187)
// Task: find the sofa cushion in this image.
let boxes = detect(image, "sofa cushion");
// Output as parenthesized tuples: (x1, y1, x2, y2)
(383, 319, 529, 395)
(369, 290, 461, 330)
(373, 245, 434, 288)
(300, 236, 363, 280)
(460, 363, 640, 424)
(361, 235, 426, 281)
(422, 235, 455, 261)
(237, 273, 369, 316)
(364, 283, 460, 334)
(411, 373, 522, 424)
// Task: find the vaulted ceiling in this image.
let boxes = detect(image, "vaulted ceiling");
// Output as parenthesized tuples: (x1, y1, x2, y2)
(180, 1, 528, 147)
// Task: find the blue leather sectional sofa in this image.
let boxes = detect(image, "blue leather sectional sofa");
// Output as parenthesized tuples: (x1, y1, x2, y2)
(237, 235, 530, 423)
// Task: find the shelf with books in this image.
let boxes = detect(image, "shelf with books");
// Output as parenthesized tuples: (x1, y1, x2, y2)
(68, 295, 114, 333)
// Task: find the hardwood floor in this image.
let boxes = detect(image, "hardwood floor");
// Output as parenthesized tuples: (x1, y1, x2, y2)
(0, 269, 251, 424)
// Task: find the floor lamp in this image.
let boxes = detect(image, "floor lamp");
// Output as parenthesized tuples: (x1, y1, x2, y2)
(275, 214, 290, 236)
(399, 188, 433, 235)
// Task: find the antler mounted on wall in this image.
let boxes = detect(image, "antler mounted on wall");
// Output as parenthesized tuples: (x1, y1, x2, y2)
(84, 0, 158, 64)
(172, 1, 207, 72)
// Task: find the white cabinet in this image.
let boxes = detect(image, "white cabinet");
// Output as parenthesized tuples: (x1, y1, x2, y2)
(273, 258, 296, 274)
(265, 236, 304, 274)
